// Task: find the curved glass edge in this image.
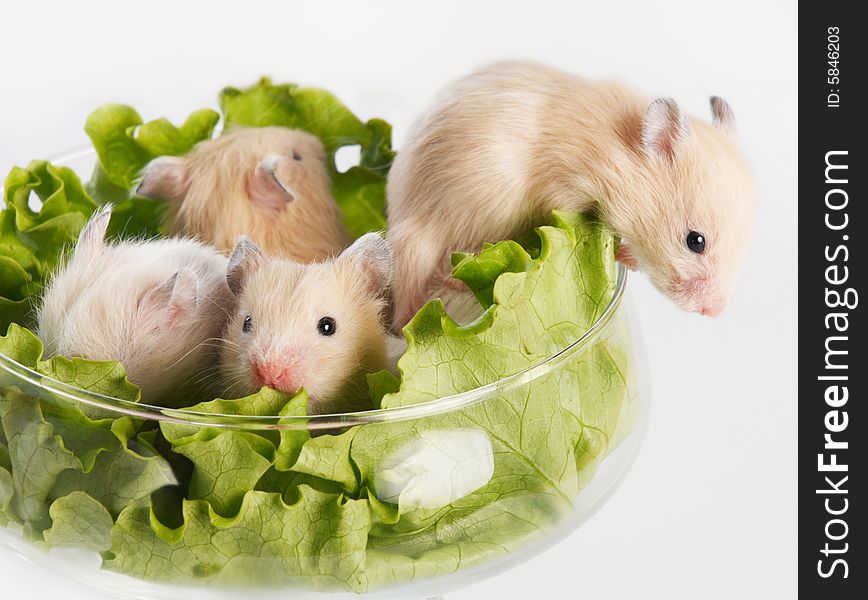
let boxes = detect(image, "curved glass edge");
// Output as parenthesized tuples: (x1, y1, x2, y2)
(0, 265, 626, 429)
(0, 299, 651, 600)
(0, 147, 628, 430)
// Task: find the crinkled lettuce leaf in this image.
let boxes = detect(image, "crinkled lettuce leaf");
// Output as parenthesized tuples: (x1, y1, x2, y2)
(43, 491, 114, 551)
(85, 104, 220, 191)
(159, 389, 308, 517)
(0, 161, 98, 330)
(220, 78, 393, 173)
(104, 487, 371, 591)
(0, 325, 175, 537)
(385, 212, 618, 408)
(290, 428, 359, 495)
(346, 212, 636, 584)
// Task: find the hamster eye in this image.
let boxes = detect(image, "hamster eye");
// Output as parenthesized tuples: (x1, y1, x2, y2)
(686, 231, 706, 254)
(242, 315, 254, 333)
(292, 151, 302, 161)
(317, 316, 336, 336)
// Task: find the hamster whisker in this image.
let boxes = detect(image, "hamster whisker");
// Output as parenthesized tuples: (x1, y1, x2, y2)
(217, 338, 242, 351)
(192, 339, 233, 353)
(220, 375, 253, 399)
(178, 364, 224, 394)
(165, 337, 222, 370)
(201, 295, 234, 321)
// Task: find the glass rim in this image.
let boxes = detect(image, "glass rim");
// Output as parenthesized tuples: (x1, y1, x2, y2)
(0, 146, 628, 431)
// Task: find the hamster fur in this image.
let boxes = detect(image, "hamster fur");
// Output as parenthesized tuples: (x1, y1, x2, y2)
(137, 126, 351, 261)
(219, 233, 392, 415)
(387, 61, 756, 330)
(37, 205, 236, 403)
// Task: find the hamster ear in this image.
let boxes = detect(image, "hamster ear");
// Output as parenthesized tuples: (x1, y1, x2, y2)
(227, 236, 264, 296)
(642, 98, 692, 161)
(76, 204, 112, 259)
(145, 268, 199, 327)
(137, 156, 191, 202)
(338, 233, 392, 295)
(710, 96, 736, 132)
(246, 155, 296, 211)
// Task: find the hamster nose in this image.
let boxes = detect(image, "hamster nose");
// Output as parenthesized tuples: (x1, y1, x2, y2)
(254, 361, 298, 392)
(699, 300, 725, 317)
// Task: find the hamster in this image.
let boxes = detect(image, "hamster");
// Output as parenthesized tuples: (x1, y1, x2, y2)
(386, 61, 756, 329)
(136, 126, 351, 261)
(219, 232, 393, 415)
(37, 205, 236, 403)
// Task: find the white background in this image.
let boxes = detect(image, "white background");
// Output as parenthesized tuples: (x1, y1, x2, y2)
(0, 1, 797, 598)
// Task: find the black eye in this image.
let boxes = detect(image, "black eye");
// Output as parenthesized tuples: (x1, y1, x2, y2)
(242, 315, 253, 333)
(292, 151, 302, 161)
(317, 316, 336, 336)
(686, 231, 706, 254)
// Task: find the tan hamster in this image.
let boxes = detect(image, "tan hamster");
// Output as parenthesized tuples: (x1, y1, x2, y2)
(37, 205, 236, 403)
(137, 126, 351, 261)
(387, 61, 756, 329)
(219, 232, 392, 415)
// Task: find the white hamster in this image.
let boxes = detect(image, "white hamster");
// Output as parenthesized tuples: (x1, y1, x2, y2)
(137, 126, 351, 261)
(37, 205, 236, 403)
(219, 233, 393, 415)
(387, 61, 756, 329)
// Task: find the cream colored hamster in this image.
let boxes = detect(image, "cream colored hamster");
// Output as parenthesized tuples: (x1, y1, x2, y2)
(137, 126, 351, 261)
(219, 233, 392, 415)
(387, 61, 756, 329)
(37, 205, 236, 403)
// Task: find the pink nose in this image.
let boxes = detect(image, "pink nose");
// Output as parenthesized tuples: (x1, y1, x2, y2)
(699, 302, 724, 317)
(253, 360, 299, 393)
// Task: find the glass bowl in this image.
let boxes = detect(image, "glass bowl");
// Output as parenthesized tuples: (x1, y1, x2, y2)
(0, 148, 650, 599)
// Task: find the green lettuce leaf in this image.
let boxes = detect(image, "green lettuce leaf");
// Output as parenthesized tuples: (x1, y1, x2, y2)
(0, 325, 174, 534)
(0, 161, 99, 330)
(104, 487, 371, 591)
(160, 388, 308, 517)
(85, 104, 220, 191)
(43, 491, 114, 551)
(363, 492, 563, 589)
(379, 212, 617, 412)
(366, 369, 401, 409)
(331, 166, 388, 238)
(255, 468, 347, 502)
(0, 386, 81, 530)
(290, 428, 359, 494)
(220, 78, 393, 172)
(345, 212, 635, 582)
(49, 419, 176, 517)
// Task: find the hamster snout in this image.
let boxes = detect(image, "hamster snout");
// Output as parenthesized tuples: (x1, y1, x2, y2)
(670, 275, 724, 316)
(700, 304, 724, 318)
(219, 232, 393, 414)
(137, 126, 351, 262)
(252, 352, 306, 394)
